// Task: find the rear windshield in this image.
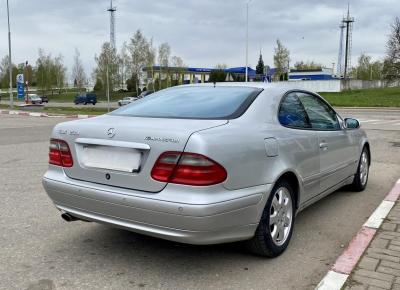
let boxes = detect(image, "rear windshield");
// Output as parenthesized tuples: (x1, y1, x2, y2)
(111, 86, 262, 119)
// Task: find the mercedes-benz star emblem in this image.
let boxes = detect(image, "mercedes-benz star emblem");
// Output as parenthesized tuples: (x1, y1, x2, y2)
(107, 128, 116, 138)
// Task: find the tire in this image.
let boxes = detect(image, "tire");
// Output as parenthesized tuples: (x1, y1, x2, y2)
(351, 147, 370, 192)
(84, 102, 87, 105)
(246, 180, 295, 257)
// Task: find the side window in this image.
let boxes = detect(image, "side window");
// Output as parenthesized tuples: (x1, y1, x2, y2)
(278, 93, 311, 128)
(298, 93, 340, 130)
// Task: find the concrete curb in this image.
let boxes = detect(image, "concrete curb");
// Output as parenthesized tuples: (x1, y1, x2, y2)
(0, 109, 94, 119)
(316, 179, 400, 290)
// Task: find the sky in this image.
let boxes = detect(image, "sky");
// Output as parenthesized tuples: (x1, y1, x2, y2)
(0, 0, 399, 81)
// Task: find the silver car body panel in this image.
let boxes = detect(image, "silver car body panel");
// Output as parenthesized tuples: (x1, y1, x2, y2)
(42, 82, 369, 244)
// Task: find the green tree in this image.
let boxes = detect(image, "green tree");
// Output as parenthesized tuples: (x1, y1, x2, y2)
(54, 55, 67, 94)
(294, 61, 322, 70)
(93, 78, 103, 91)
(353, 54, 383, 80)
(126, 74, 140, 93)
(158, 42, 171, 89)
(0, 55, 18, 89)
(383, 17, 400, 83)
(118, 42, 130, 89)
(273, 39, 290, 81)
(71, 48, 86, 91)
(94, 42, 119, 94)
(36, 49, 55, 94)
(170, 55, 186, 86)
(256, 53, 265, 75)
(209, 64, 227, 83)
(128, 30, 155, 94)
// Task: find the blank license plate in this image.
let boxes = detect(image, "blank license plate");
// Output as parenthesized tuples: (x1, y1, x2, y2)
(81, 145, 142, 172)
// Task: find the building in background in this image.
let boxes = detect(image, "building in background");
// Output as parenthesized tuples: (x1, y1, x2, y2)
(288, 68, 335, 81)
(142, 66, 257, 85)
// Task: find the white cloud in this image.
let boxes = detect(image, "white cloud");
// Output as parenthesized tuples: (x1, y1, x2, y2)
(0, 0, 398, 81)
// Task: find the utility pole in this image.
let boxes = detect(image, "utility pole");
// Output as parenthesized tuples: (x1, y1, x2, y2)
(25, 61, 29, 104)
(7, 0, 13, 108)
(106, 65, 110, 113)
(337, 22, 345, 77)
(106, 0, 116, 111)
(370, 65, 373, 81)
(245, 0, 252, 82)
(107, 0, 116, 49)
(343, 4, 354, 79)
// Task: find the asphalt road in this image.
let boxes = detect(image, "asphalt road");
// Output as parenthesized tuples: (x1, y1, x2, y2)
(0, 110, 399, 290)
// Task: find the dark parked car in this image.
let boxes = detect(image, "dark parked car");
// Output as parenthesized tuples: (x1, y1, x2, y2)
(74, 93, 97, 105)
(40, 95, 49, 103)
(27, 94, 43, 104)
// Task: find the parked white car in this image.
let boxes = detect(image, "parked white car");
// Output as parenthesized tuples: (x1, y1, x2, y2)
(118, 97, 137, 106)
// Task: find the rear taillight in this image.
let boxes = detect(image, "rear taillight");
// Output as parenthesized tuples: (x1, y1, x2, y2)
(49, 139, 73, 167)
(151, 152, 227, 186)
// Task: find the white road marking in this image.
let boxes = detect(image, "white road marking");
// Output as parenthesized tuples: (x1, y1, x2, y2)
(359, 119, 379, 123)
(371, 120, 398, 125)
(315, 271, 349, 290)
(363, 200, 395, 229)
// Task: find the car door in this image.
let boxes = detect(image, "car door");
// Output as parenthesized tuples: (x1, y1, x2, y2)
(278, 92, 320, 202)
(298, 92, 355, 193)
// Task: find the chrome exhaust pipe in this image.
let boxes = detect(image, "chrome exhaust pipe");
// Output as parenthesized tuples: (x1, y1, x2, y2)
(61, 212, 78, 222)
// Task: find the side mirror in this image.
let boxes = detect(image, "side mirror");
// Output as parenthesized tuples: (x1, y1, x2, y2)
(345, 118, 360, 129)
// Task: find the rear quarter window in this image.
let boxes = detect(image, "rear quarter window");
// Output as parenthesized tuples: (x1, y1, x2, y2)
(111, 86, 262, 120)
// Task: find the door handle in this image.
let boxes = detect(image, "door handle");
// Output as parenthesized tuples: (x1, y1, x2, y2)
(319, 142, 328, 150)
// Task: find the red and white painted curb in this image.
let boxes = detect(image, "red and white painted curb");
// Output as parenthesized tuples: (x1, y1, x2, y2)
(316, 179, 400, 290)
(0, 109, 94, 119)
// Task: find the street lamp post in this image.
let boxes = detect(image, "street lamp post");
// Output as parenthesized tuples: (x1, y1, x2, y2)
(245, 0, 252, 82)
(6, 0, 13, 108)
(106, 64, 110, 113)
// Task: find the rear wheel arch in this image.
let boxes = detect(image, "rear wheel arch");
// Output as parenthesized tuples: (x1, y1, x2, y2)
(274, 171, 300, 210)
(247, 174, 298, 257)
(363, 142, 371, 165)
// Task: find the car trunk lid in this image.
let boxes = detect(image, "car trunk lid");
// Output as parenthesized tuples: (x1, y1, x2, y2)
(58, 115, 227, 193)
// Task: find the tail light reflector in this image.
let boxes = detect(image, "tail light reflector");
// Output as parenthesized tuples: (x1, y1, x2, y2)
(151, 152, 227, 186)
(49, 139, 73, 167)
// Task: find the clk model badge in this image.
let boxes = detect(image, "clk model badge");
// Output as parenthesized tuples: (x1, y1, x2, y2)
(144, 136, 179, 143)
(107, 128, 116, 138)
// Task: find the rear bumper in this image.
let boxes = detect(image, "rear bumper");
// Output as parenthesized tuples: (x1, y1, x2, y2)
(42, 169, 271, 245)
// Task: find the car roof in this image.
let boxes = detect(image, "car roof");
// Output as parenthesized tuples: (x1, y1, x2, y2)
(176, 82, 314, 96)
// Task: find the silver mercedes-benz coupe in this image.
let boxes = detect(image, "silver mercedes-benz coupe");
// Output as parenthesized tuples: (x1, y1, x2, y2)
(42, 83, 370, 257)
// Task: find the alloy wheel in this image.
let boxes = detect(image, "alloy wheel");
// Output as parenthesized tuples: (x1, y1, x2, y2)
(269, 187, 293, 246)
(359, 151, 369, 186)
